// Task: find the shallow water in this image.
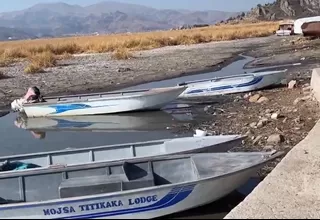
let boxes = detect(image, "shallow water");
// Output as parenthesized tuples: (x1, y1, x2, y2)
(0, 54, 300, 156)
(0, 55, 259, 157)
(0, 111, 200, 157)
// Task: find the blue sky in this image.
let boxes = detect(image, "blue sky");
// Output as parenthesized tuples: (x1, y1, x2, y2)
(0, 0, 274, 12)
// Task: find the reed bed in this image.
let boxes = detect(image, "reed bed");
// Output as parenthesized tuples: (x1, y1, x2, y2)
(0, 22, 278, 73)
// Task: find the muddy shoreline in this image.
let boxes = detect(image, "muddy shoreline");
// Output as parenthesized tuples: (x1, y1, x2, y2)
(0, 53, 245, 108)
(0, 55, 241, 109)
(0, 36, 283, 108)
(1, 35, 320, 219)
(46, 54, 245, 97)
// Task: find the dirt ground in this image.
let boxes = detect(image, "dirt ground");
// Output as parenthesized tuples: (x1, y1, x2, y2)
(170, 72, 320, 177)
(2, 35, 319, 107)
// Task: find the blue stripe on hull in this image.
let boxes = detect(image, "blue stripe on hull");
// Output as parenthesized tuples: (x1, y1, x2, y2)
(55, 185, 195, 219)
(185, 76, 263, 95)
(0, 185, 195, 219)
(48, 104, 92, 114)
(46, 104, 118, 115)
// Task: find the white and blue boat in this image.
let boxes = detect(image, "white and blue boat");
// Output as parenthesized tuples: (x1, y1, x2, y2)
(178, 69, 287, 98)
(0, 151, 283, 219)
(11, 86, 186, 118)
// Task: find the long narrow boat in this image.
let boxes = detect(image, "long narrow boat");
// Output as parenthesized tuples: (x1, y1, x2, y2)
(178, 69, 287, 98)
(0, 151, 283, 219)
(11, 86, 186, 118)
(0, 135, 245, 169)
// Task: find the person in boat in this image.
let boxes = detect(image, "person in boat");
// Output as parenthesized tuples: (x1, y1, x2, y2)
(23, 86, 45, 103)
(11, 86, 45, 112)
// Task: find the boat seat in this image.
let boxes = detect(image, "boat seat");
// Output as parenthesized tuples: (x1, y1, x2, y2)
(59, 162, 155, 199)
(59, 174, 126, 199)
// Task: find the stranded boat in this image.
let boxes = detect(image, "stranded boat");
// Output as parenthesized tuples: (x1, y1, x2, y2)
(178, 69, 287, 98)
(11, 86, 186, 118)
(0, 135, 245, 169)
(0, 151, 283, 219)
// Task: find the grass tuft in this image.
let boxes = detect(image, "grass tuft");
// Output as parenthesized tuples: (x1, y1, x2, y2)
(24, 51, 57, 74)
(111, 48, 134, 60)
(24, 63, 45, 74)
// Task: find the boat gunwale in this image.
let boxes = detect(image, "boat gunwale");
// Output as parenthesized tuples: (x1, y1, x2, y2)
(0, 151, 284, 211)
(0, 135, 245, 164)
(22, 86, 186, 107)
(178, 69, 287, 86)
(0, 145, 270, 180)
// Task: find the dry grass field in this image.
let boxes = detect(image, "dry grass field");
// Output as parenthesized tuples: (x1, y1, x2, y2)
(0, 21, 278, 73)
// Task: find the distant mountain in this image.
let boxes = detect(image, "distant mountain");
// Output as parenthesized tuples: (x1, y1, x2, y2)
(229, 0, 320, 21)
(0, 27, 37, 41)
(0, 1, 240, 38)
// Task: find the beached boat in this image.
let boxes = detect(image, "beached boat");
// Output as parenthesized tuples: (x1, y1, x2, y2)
(0, 135, 245, 169)
(301, 21, 320, 37)
(0, 151, 283, 219)
(11, 86, 186, 118)
(177, 70, 287, 98)
(14, 110, 194, 132)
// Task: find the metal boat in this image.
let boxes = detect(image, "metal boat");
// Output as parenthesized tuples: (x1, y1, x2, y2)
(0, 151, 283, 219)
(0, 135, 246, 169)
(178, 70, 287, 98)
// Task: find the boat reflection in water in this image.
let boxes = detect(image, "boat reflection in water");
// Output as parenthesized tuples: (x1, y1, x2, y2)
(14, 108, 196, 137)
(0, 111, 9, 118)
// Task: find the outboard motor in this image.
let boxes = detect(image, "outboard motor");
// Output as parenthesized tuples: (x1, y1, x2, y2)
(11, 86, 45, 112)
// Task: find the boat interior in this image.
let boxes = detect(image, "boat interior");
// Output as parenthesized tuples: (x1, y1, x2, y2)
(24, 86, 183, 106)
(24, 88, 152, 105)
(0, 153, 273, 204)
(0, 136, 241, 173)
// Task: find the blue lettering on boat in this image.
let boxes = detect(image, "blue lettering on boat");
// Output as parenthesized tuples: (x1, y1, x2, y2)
(43, 206, 75, 216)
(78, 200, 123, 212)
(128, 195, 158, 205)
(43, 195, 159, 216)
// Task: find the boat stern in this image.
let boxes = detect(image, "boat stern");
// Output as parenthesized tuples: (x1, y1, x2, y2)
(11, 98, 25, 113)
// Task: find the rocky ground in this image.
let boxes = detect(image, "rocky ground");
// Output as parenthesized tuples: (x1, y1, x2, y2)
(172, 70, 320, 177)
(0, 35, 315, 108)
